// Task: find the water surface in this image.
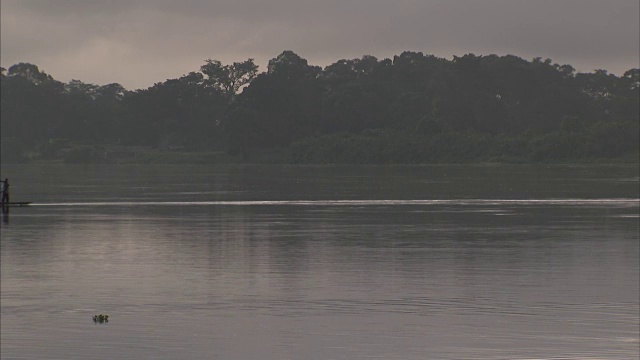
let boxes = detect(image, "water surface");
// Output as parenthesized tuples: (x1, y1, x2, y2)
(1, 164, 638, 359)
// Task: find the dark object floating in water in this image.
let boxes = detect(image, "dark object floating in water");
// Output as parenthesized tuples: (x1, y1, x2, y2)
(3, 202, 31, 207)
(93, 314, 109, 324)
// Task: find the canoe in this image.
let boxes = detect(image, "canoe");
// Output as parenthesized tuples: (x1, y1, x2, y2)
(3, 202, 32, 207)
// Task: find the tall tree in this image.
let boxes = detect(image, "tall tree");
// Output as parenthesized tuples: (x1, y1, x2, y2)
(200, 59, 258, 100)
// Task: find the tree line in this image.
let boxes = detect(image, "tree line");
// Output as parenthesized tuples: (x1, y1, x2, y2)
(1, 51, 638, 163)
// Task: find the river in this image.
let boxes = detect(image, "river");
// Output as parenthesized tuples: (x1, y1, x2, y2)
(1, 164, 638, 359)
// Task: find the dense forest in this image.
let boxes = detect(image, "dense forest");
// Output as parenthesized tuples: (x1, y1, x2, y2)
(1, 51, 638, 164)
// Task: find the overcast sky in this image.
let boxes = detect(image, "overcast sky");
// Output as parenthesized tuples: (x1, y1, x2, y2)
(2, 0, 638, 90)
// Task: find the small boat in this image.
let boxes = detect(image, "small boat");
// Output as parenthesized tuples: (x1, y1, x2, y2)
(3, 202, 32, 207)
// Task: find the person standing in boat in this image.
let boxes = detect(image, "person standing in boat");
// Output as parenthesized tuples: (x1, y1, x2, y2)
(1, 178, 9, 207)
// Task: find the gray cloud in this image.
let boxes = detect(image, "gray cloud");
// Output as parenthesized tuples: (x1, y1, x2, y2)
(2, 0, 638, 89)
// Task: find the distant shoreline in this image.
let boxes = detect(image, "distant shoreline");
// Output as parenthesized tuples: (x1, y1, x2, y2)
(3, 54, 638, 166)
(4, 148, 638, 166)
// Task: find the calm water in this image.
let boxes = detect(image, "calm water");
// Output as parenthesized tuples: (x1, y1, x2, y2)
(1, 164, 638, 359)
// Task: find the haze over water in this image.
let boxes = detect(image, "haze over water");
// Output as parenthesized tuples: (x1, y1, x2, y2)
(1, 164, 638, 359)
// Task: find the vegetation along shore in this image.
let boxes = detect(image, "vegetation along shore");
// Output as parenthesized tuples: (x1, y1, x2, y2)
(2, 51, 638, 164)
